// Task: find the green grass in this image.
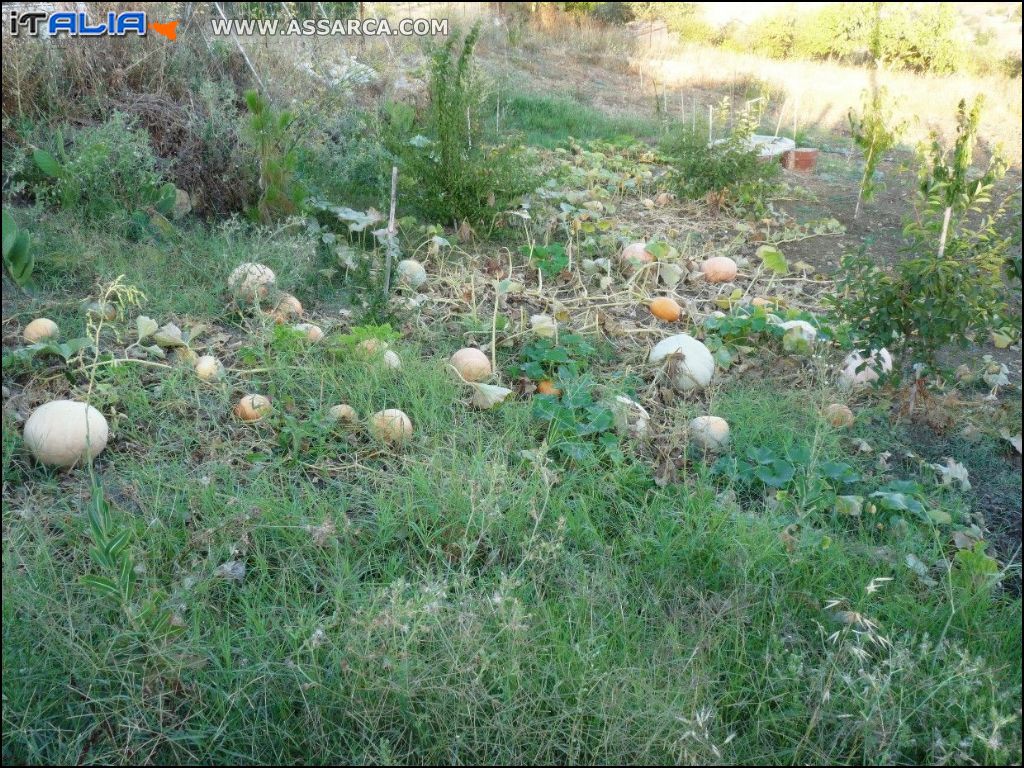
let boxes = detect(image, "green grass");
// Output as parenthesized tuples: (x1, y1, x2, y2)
(493, 91, 665, 148)
(4, 223, 1021, 764)
(3, 161, 1021, 765)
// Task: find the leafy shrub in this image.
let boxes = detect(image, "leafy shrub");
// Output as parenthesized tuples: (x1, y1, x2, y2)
(833, 98, 1012, 370)
(732, 3, 966, 75)
(849, 87, 905, 218)
(243, 90, 305, 223)
(512, 332, 599, 383)
(659, 98, 777, 209)
(30, 113, 175, 225)
(386, 25, 532, 226)
(878, 3, 964, 75)
(531, 373, 624, 465)
(296, 109, 391, 210)
(177, 81, 260, 216)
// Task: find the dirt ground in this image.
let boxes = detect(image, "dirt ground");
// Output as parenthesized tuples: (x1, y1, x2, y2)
(484, 44, 1023, 569)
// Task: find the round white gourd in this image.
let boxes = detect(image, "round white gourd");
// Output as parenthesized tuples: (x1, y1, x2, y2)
(268, 293, 303, 323)
(194, 355, 224, 381)
(839, 348, 893, 388)
(370, 409, 413, 444)
(356, 339, 389, 356)
(234, 394, 272, 422)
(648, 334, 715, 391)
(397, 259, 427, 290)
(228, 262, 276, 300)
(450, 348, 491, 382)
(689, 416, 730, 451)
(382, 350, 402, 370)
(779, 319, 817, 353)
(23, 400, 109, 468)
(824, 403, 855, 428)
(24, 318, 60, 344)
(328, 404, 359, 424)
(779, 319, 816, 340)
(701, 256, 738, 283)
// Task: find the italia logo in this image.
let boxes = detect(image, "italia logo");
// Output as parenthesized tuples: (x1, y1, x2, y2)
(8, 11, 179, 40)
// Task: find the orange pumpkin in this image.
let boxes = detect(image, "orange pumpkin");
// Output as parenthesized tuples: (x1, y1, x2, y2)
(649, 297, 682, 322)
(536, 380, 561, 396)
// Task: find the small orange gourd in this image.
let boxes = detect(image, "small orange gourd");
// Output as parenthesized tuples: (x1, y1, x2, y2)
(649, 297, 682, 322)
(536, 380, 561, 396)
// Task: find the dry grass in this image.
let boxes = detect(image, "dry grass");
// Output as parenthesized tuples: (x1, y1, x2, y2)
(640, 43, 1023, 163)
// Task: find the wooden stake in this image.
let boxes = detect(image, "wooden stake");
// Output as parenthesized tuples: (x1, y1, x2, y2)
(383, 166, 399, 296)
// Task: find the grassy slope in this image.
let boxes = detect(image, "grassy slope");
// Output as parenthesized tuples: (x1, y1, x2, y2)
(3, 112, 1022, 765)
(493, 91, 664, 148)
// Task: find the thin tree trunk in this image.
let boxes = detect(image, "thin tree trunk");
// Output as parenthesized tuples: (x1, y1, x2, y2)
(937, 206, 952, 259)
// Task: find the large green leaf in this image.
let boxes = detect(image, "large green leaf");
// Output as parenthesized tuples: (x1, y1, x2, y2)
(756, 244, 789, 275)
(153, 182, 177, 216)
(754, 459, 795, 488)
(2, 209, 18, 255)
(5, 231, 34, 286)
(33, 149, 63, 178)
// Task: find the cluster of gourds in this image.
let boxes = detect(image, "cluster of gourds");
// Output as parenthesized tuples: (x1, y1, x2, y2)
(621, 241, 885, 451)
(18, 248, 880, 469)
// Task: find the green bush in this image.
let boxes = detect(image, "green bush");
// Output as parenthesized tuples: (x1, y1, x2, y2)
(176, 81, 261, 216)
(659, 99, 777, 210)
(243, 90, 305, 223)
(832, 98, 1012, 370)
(849, 86, 905, 217)
(296, 110, 392, 210)
(628, 2, 718, 44)
(386, 25, 532, 227)
(734, 2, 967, 75)
(30, 113, 174, 224)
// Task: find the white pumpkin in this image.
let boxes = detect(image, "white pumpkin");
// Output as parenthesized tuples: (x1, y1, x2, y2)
(228, 262, 276, 300)
(24, 318, 60, 344)
(450, 348, 491, 382)
(234, 394, 272, 422)
(689, 416, 730, 452)
(382, 350, 402, 369)
(194, 355, 224, 381)
(648, 334, 715, 391)
(356, 339, 389, 356)
(370, 408, 413, 444)
(23, 400, 109, 468)
(294, 323, 324, 342)
(267, 293, 303, 323)
(701, 256, 738, 283)
(328, 404, 359, 425)
(397, 259, 427, 290)
(839, 348, 893, 388)
(824, 403, 855, 428)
